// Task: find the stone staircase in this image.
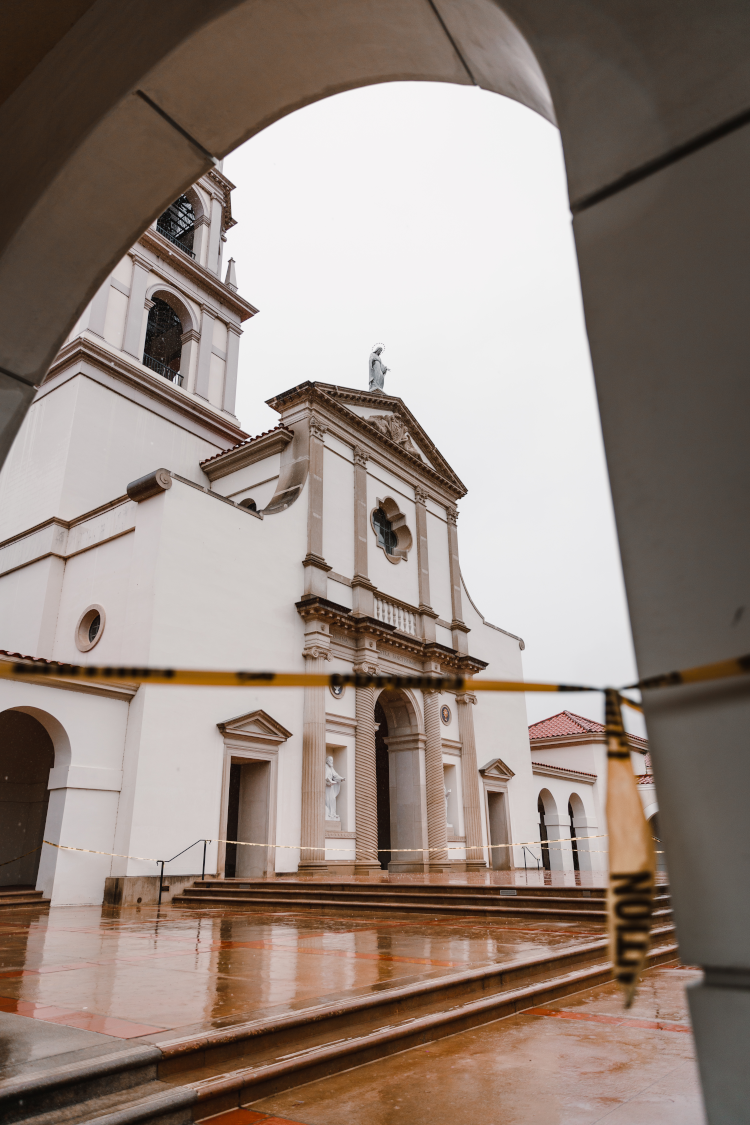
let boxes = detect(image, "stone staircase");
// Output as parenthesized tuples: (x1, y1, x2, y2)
(0, 922, 678, 1124)
(0, 886, 49, 910)
(171, 878, 673, 925)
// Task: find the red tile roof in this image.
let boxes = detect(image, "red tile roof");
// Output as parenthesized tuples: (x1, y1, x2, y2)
(529, 709, 649, 750)
(532, 760, 598, 779)
(199, 424, 293, 467)
(529, 710, 606, 739)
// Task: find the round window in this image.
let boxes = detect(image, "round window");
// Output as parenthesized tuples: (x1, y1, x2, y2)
(329, 683, 346, 699)
(75, 605, 106, 652)
(440, 704, 452, 725)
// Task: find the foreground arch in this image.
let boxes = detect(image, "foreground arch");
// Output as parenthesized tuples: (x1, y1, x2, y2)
(2, 3, 750, 1117)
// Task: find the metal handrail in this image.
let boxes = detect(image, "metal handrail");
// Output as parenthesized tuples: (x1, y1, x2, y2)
(156, 221, 196, 259)
(142, 353, 183, 385)
(522, 845, 541, 872)
(157, 838, 207, 905)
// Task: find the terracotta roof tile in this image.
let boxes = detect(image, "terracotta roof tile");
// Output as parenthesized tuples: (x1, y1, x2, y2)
(528, 710, 606, 739)
(199, 424, 293, 467)
(528, 709, 649, 751)
(532, 760, 598, 779)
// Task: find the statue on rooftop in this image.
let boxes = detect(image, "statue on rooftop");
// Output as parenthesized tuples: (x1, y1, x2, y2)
(368, 344, 389, 393)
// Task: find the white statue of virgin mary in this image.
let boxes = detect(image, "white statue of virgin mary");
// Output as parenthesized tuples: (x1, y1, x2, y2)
(368, 344, 389, 392)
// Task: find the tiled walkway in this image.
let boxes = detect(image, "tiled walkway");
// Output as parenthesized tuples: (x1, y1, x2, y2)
(0, 900, 601, 1070)
(245, 966, 706, 1125)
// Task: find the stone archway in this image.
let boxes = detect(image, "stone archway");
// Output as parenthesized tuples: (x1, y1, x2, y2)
(376, 687, 427, 872)
(0, 710, 55, 887)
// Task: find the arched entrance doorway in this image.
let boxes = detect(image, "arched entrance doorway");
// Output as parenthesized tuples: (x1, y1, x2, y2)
(0, 710, 54, 888)
(375, 688, 426, 872)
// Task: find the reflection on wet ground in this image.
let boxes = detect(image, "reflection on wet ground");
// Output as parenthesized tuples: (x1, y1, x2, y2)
(0, 902, 603, 1044)
(249, 967, 705, 1125)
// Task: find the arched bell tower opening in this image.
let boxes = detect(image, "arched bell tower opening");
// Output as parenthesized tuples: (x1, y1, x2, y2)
(0, 710, 55, 888)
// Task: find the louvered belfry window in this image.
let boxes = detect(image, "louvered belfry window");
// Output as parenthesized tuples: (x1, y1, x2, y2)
(156, 194, 195, 257)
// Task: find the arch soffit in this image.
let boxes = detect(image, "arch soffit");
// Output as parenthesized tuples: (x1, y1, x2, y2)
(568, 791, 586, 818)
(375, 685, 424, 737)
(537, 787, 557, 816)
(2, 706, 72, 769)
(145, 283, 199, 333)
(183, 184, 207, 222)
(0, 0, 555, 389)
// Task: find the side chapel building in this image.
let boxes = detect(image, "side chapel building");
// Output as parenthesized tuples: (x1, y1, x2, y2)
(0, 169, 566, 905)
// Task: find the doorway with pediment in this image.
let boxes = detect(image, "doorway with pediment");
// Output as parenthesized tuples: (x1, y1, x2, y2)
(479, 758, 515, 871)
(217, 710, 291, 879)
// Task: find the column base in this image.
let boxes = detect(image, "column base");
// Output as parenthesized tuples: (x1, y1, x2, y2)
(353, 861, 384, 875)
(296, 862, 329, 876)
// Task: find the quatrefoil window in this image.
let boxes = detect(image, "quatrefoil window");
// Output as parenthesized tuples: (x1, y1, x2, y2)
(370, 497, 412, 564)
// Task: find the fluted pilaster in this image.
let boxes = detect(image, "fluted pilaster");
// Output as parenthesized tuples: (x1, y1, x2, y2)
(423, 689, 448, 864)
(355, 683, 379, 868)
(299, 650, 327, 869)
(456, 691, 486, 867)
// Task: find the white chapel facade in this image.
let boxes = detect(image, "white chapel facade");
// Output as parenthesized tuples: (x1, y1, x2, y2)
(0, 172, 541, 905)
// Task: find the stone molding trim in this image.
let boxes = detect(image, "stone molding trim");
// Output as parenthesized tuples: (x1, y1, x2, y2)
(200, 425, 293, 481)
(353, 445, 368, 466)
(532, 761, 597, 783)
(126, 467, 172, 502)
(139, 228, 258, 321)
(479, 758, 516, 780)
(309, 415, 328, 440)
(414, 485, 429, 505)
(40, 337, 248, 448)
(371, 496, 413, 563)
(0, 652, 137, 701)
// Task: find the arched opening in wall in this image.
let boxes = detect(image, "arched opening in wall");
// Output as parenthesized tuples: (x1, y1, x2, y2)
(156, 194, 196, 259)
(568, 793, 585, 873)
(538, 790, 556, 872)
(0, 710, 54, 888)
(143, 297, 185, 386)
(374, 699, 390, 869)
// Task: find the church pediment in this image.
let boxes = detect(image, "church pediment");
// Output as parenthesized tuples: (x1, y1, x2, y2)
(479, 758, 515, 780)
(217, 709, 292, 745)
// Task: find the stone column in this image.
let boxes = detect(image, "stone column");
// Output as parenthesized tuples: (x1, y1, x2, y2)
(354, 669, 380, 873)
(302, 416, 330, 598)
(223, 323, 242, 414)
(206, 195, 224, 275)
(456, 691, 486, 868)
(423, 689, 449, 867)
(351, 445, 375, 617)
(121, 255, 151, 360)
(543, 813, 575, 872)
(194, 305, 216, 400)
(298, 645, 328, 873)
(414, 486, 436, 643)
(445, 506, 469, 655)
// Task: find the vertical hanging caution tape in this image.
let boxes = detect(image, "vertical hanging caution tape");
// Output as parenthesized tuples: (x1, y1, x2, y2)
(605, 688, 656, 1007)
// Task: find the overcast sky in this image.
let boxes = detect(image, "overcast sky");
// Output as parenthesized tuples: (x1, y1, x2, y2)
(224, 82, 641, 731)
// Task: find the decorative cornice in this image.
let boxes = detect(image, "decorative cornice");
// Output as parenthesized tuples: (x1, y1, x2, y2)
(200, 426, 294, 481)
(41, 336, 248, 447)
(138, 229, 258, 322)
(265, 382, 466, 500)
(532, 761, 598, 782)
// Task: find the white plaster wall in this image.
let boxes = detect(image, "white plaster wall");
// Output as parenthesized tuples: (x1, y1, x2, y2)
(323, 445, 354, 578)
(426, 510, 452, 622)
(327, 579, 352, 608)
(112, 255, 133, 288)
(52, 532, 135, 664)
(0, 678, 129, 905)
(108, 478, 310, 875)
(211, 453, 281, 498)
(460, 580, 537, 868)
(103, 287, 128, 350)
(208, 353, 226, 407)
(0, 556, 64, 657)
(366, 471, 419, 607)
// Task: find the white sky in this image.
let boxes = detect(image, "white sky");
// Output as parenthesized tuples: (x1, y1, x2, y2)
(224, 81, 641, 731)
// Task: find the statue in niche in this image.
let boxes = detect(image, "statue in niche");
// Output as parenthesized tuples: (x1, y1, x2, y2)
(325, 755, 345, 820)
(445, 786, 453, 835)
(368, 344, 389, 392)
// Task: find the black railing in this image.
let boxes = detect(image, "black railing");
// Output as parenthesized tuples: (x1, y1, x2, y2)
(157, 839, 208, 905)
(156, 221, 196, 259)
(522, 845, 541, 872)
(143, 353, 183, 386)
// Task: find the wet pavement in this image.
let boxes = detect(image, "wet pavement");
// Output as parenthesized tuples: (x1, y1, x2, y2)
(246, 966, 705, 1125)
(0, 900, 603, 1076)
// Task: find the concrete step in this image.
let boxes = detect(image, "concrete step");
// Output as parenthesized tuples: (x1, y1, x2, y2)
(173, 882, 671, 922)
(0, 888, 49, 910)
(0, 924, 676, 1123)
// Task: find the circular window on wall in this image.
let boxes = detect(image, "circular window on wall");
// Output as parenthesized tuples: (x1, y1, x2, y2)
(329, 683, 346, 700)
(75, 605, 106, 652)
(440, 704, 452, 725)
